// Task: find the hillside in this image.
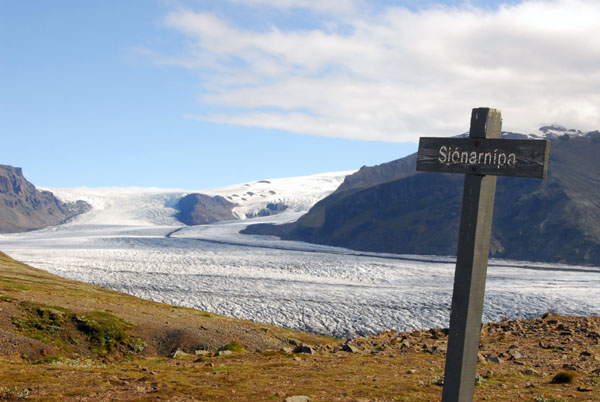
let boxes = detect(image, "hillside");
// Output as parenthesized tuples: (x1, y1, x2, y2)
(175, 193, 238, 225)
(243, 130, 600, 265)
(1, 252, 599, 400)
(0, 165, 90, 233)
(0, 251, 330, 362)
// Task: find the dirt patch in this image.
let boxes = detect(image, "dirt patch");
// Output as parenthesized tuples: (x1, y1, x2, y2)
(0, 328, 62, 361)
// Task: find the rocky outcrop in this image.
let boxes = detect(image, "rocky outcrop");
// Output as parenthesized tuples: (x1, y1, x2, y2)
(175, 193, 237, 225)
(0, 165, 90, 233)
(245, 202, 289, 219)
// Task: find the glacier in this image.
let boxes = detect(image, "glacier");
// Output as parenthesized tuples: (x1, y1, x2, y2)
(1, 171, 599, 338)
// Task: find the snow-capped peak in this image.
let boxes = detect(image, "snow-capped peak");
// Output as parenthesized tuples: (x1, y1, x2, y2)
(538, 125, 584, 137)
(501, 125, 593, 140)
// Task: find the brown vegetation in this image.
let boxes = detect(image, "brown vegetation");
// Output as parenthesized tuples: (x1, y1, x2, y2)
(1, 251, 599, 401)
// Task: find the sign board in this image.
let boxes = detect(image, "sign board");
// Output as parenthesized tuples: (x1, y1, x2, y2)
(417, 137, 550, 178)
(415, 108, 550, 402)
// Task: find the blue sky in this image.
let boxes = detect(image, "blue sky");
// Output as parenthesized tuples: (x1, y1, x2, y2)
(1, 1, 599, 188)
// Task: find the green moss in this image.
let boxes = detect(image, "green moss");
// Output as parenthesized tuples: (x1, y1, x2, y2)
(197, 312, 212, 318)
(12, 301, 72, 349)
(0, 279, 30, 291)
(0, 293, 14, 302)
(39, 355, 64, 364)
(75, 310, 134, 355)
(219, 340, 247, 353)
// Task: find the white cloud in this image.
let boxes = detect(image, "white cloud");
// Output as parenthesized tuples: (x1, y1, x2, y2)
(225, 0, 361, 14)
(159, 0, 600, 142)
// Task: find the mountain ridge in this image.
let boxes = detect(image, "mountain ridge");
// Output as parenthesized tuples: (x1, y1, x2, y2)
(243, 129, 600, 265)
(0, 165, 91, 233)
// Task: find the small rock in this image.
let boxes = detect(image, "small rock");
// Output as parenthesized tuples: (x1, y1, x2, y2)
(217, 350, 232, 356)
(406, 369, 416, 374)
(293, 345, 314, 355)
(577, 386, 593, 392)
(507, 350, 523, 360)
(390, 337, 402, 345)
(522, 368, 539, 376)
(341, 344, 359, 353)
(285, 396, 310, 402)
(194, 350, 211, 356)
(168, 349, 189, 358)
(485, 354, 502, 364)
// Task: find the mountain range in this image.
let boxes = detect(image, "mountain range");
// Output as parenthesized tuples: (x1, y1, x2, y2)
(3, 125, 600, 265)
(0, 168, 350, 231)
(243, 126, 600, 265)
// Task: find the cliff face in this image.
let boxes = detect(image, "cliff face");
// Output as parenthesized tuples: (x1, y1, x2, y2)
(0, 165, 90, 233)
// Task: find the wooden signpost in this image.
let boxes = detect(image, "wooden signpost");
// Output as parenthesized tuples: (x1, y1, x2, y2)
(416, 108, 550, 402)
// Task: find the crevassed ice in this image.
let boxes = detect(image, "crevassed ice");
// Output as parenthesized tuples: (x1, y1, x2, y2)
(2, 175, 599, 338)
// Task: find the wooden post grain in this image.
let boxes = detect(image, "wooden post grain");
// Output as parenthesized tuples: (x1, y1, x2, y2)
(441, 108, 501, 402)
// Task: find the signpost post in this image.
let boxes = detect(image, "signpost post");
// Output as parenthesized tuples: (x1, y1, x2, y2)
(416, 108, 550, 402)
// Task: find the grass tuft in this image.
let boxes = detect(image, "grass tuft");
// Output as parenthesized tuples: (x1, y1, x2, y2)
(0, 386, 30, 400)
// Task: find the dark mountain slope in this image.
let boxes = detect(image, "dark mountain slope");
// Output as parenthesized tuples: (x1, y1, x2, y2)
(175, 193, 237, 225)
(290, 172, 464, 256)
(243, 132, 600, 265)
(0, 165, 90, 233)
(334, 153, 417, 194)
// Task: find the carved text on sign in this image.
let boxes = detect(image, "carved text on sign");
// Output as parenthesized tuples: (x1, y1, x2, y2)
(438, 145, 516, 168)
